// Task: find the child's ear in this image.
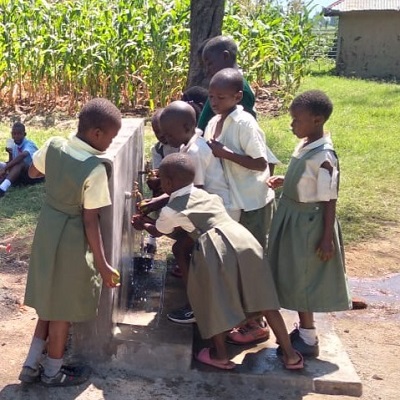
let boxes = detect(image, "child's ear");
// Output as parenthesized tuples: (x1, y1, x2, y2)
(235, 91, 243, 103)
(314, 115, 325, 126)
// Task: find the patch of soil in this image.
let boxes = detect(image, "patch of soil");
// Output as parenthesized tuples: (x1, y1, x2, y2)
(1, 224, 399, 399)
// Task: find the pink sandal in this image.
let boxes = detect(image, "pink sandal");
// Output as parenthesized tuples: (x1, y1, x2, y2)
(196, 348, 236, 370)
(284, 351, 304, 370)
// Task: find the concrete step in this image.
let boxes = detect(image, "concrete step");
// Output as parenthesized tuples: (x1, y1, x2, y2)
(110, 259, 362, 397)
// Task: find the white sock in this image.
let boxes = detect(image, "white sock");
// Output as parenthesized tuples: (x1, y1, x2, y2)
(43, 356, 63, 377)
(0, 179, 11, 192)
(299, 327, 318, 346)
(23, 336, 47, 369)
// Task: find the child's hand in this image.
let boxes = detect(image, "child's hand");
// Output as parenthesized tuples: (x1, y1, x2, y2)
(100, 265, 121, 288)
(131, 214, 146, 230)
(266, 175, 284, 189)
(316, 239, 335, 261)
(207, 139, 231, 159)
(136, 198, 152, 215)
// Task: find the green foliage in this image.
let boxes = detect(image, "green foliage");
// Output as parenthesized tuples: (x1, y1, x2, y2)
(0, 0, 319, 111)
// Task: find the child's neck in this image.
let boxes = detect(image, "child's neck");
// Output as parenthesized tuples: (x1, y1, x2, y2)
(303, 129, 324, 146)
(220, 105, 237, 120)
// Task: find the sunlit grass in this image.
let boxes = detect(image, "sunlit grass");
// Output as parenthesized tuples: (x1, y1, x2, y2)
(260, 75, 400, 243)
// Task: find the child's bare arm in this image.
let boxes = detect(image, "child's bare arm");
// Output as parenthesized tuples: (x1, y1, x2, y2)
(28, 164, 45, 179)
(132, 214, 163, 237)
(316, 199, 336, 261)
(266, 175, 284, 189)
(83, 208, 119, 288)
(137, 193, 170, 215)
(208, 139, 267, 171)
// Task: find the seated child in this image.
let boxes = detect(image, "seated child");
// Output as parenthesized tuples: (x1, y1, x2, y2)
(267, 90, 351, 358)
(181, 85, 208, 122)
(132, 152, 303, 371)
(0, 122, 43, 197)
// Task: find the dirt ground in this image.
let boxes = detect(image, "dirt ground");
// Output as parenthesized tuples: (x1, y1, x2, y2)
(0, 224, 399, 400)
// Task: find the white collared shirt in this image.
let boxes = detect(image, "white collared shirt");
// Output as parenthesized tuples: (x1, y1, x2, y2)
(156, 184, 197, 234)
(204, 106, 275, 211)
(293, 134, 339, 202)
(180, 128, 231, 209)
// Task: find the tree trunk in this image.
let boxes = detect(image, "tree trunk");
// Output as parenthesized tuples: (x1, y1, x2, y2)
(186, 0, 225, 89)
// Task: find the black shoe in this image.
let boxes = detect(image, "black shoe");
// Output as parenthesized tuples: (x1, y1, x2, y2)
(18, 365, 43, 383)
(0, 189, 5, 198)
(167, 305, 196, 324)
(277, 328, 319, 358)
(41, 364, 91, 387)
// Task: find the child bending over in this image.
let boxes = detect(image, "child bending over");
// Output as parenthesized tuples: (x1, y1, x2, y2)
(267, 90, 351, 358)
(132, 152, 303, 371)
(19, 98, 121, 387)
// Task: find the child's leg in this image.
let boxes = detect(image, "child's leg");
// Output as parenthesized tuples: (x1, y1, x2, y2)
(196, 332, 235, 370)
(22, 319, 49, 368)
(263, 310, 303, 368)
(171, 234, 194, 287)
(297, 311, 319, 347)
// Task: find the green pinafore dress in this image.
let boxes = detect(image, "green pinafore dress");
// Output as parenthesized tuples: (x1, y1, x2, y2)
(24, 138, 104, 322)
(268, 144, 351, 312)
(169, 188, 280, 339)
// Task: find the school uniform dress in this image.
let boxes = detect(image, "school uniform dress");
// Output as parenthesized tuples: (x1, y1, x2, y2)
(180, 128, 231, 210)
(204, 106, 276, 247)
(156, 185, 280, 339)
(24, 135, 112, 322)
(268, 135, 351, 312)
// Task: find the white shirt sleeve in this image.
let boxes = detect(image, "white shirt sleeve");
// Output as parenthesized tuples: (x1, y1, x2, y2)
(239, 122, 268, 160)
(156, 206, 196, 234)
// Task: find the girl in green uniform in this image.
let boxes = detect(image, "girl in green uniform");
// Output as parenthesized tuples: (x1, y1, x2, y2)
(267, 90, 351, 358)
(19, 98, 121, 386)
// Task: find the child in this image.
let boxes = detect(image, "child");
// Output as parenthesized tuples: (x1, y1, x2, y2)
(132, 152, 303, 371)
(197, 35, 256, 132)
(150, 108, 179, 170)
(152, 100, 231, 323)
(181, 85, 208, 122)
(199, 37, 279, 174)
(204, 68, 277, 345)
(18, 98, 122, 386)
(267, 90, 351, 357)
(0, 122, 43, 197)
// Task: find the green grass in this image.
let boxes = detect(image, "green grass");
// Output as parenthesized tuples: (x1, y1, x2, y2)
(260, 74, 400, 243)
(1, 72, 399, 245)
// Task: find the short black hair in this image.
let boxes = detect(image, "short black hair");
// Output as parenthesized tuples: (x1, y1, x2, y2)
(160, 101, 196, 130)
(290, 90, 333, 120)
(159, 153, 195, 186)
(209, 68, 243, 93)
(182, 86, 208, 121)
(202, 35, 238, 62)
(78, 98, 121, 134)
(182, 86, 208, 105)
(12, 121, 26, 133)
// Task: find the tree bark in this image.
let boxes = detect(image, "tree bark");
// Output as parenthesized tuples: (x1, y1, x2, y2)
(186, 0, 225, 89)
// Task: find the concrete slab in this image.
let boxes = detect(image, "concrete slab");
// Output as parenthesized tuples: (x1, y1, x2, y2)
(109, 259, 362, 397)
(192, 311, 362, 397)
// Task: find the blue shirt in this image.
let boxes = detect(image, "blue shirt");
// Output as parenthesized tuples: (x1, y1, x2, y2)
(12, 138, 38, 167)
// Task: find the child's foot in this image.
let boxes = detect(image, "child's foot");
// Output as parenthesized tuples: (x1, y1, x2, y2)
(227, 320, 270, 345)
(196, 348, 236, 370)
(41, 364, 91, 387)
(18, 365, 43, 383)
(283, 351, 304, 370)
(167, 305, 196, 324)
(277, 328, 319, 358)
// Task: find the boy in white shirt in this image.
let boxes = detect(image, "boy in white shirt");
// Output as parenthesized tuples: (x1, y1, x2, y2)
(204, 67, 277, 344)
